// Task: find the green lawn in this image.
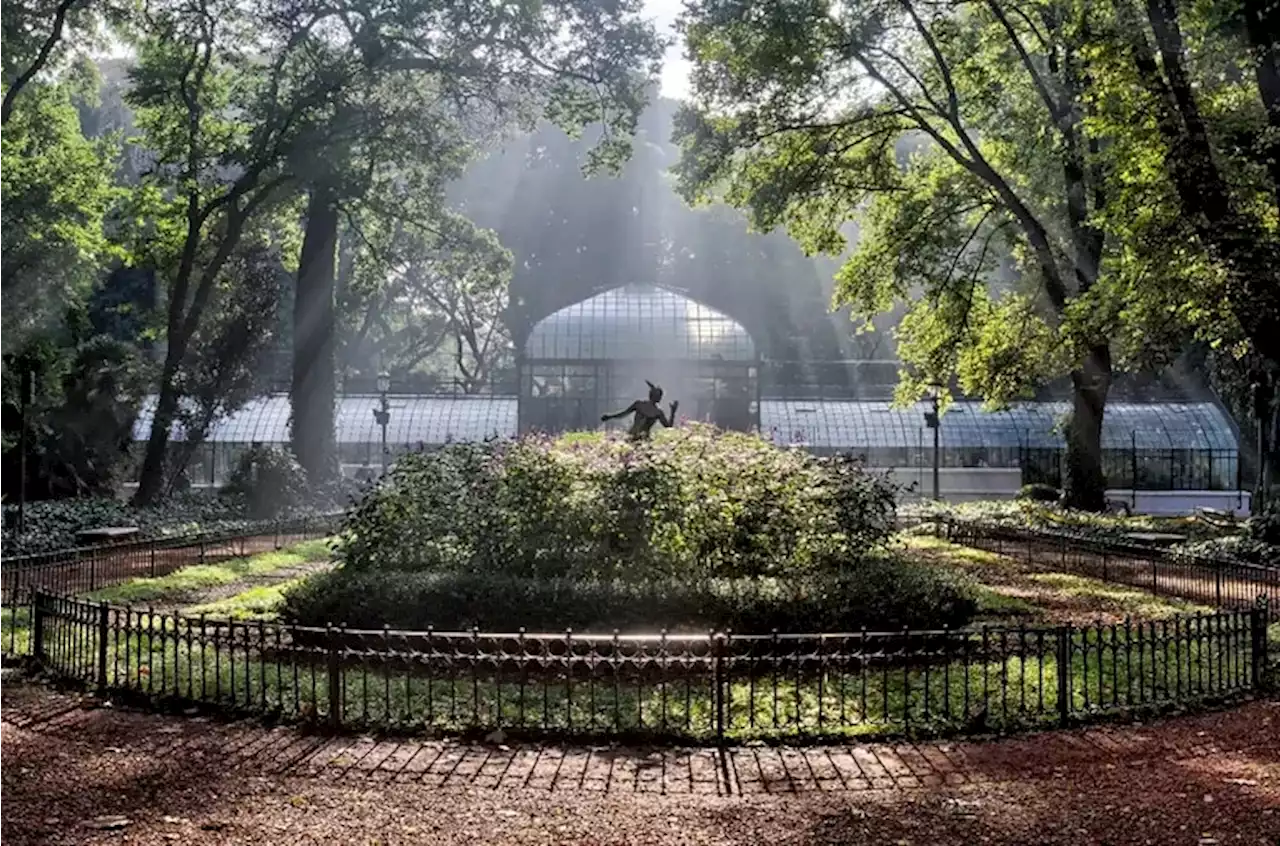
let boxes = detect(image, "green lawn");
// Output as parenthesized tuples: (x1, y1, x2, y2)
(899, 534, 1214, 625)
(35, 607, 1258, 741)
(2, 538, 333, 658)
(183, 578, 308, 620)
(85, 538, 333, 606)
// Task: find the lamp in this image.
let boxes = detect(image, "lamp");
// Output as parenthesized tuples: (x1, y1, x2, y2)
(373, 372, 392, 471)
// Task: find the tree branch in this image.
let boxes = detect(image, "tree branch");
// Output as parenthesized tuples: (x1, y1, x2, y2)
(1, 0, 84, 124)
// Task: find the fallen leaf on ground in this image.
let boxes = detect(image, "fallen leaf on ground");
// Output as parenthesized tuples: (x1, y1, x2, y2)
(87, 815, 131, 830)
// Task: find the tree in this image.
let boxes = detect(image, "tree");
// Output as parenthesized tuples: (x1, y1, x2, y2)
(1, 76, 118, 354)
(1080, 0, 1280, 505)
(125, 0, 326, 504)
(674, 0, 1124, 508)
(337, 212, 514, 391)
(1, 0, 99, 124)
(165, 244, 285, 494)
(279, 0, 666, 481)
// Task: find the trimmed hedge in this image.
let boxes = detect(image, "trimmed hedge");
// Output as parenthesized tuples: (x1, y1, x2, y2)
(338, 424, 899, 581)
(279, 555, 979, 634)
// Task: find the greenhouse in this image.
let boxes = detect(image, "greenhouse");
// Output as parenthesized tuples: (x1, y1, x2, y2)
(130, 284, 1244, 494)
(519, 284, 759, 434)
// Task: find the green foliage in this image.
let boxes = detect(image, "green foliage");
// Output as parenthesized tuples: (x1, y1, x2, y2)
(1245, 500, 1280, 548)
(279, 557, 977, 634)
(2, 294, 151, 501)
(1017, 483, 1062, 503)
(338, 423, 899, 581)
(222, 445, 309, 520)
(1, 79, 118, 353)
(1, 494, 246, 555)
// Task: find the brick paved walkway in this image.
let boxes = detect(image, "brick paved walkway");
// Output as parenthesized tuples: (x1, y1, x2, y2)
(4, 682, 1276, 796)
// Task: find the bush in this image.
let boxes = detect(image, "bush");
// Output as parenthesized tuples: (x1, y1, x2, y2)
(279, 555, 977, 634)
(1016, 483, 1061, 503)
(0, 493, 248, 555)
(1246, 498, 1280, 547)
(221, 445, 308, 519)
(337, 424, 900, 581)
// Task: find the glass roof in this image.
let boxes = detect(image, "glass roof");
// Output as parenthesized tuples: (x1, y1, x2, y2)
(134, 395, 1238, 451)
(759, 401, 1238, 451)
(524, 284, 757, 361)
(134, 395, 519, 444)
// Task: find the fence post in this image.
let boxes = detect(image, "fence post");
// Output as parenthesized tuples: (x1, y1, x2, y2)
(1151, 560, 1158, 595)
(31, 590, 46, 661)
(326, 624, 342, 730)
(96, 602, 110, 693)
(713, 631, 726, 745)
(150, 545, 157, 578)
(89, 557, 97, 593)
(1215, 568, 1223, 607)
(1252, 596, 1270, 690)
(1056, 625, 1072, 727)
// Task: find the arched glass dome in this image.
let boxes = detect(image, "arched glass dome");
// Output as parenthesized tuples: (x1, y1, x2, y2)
(523, 284, 757, 361)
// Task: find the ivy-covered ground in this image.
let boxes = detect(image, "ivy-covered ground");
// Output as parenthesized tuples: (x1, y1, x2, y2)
(0, 496, 334, 558)
(902, 499, 1280, 566)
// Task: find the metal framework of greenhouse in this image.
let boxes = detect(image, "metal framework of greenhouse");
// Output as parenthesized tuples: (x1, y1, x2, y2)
(131, 284, 1246, 494)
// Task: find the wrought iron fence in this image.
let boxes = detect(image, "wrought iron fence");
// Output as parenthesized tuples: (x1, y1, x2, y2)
(27, 590, 1269, 743)
(933, 520, 1280, 621)
(1, 514, 341, 659)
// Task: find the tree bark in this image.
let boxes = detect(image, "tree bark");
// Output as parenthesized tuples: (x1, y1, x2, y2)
(1239, 0, 1280, 211)
(1127, 0, 1280, 367)
(291, 188, 339, 483)
(1063, 344, 1112, 511)
(1255, 372, 1278, 510)
(133, 354, 183, 505)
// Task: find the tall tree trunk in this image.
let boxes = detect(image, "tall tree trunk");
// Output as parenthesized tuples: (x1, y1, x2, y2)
(1063, 345, 1112, 511)
(291, 189, 339, 483)
(1239, 0, 1280, 210)
(133, 353, 183, 505)
(1126, 0, 1280, 367)
(1255, 373, 1279, 510)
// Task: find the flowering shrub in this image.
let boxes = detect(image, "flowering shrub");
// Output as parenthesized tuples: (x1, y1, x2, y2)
(338, 424, 900, 581)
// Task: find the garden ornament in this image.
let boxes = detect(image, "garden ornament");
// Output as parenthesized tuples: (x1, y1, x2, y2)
(601, 380, 679, 441)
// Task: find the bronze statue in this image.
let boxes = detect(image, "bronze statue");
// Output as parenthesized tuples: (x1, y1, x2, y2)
(602, 381, 679, 441)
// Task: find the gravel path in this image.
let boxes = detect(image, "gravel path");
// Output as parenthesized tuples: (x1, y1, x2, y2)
(3, 681, 1277, 845)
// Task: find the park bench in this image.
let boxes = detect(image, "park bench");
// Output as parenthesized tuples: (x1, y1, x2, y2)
(75, 526, 140, 546)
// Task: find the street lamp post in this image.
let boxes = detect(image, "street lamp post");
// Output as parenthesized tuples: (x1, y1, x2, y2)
(373, 371, 391, 473)
(923, 389, 942, 501)
(17, 368, 33, 535)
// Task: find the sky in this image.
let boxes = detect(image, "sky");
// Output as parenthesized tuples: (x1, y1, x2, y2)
(645, 0, 692, 100)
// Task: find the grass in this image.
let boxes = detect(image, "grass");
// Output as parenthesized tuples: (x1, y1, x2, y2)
(901, 499, 1235, 537)
(84, 538, 333, 606)
(35, 608, 1262, 742)
(1, 538, 333, 658)
(183, 578, 307, 620)
(899, 534, 1213, 625)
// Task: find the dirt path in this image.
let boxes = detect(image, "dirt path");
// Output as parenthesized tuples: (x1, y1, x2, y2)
(3, 681, 1277, 845)
(168, 560, 335, 611)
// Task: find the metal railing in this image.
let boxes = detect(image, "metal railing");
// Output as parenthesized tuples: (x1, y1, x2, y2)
(1, 514, 341, 659)
(26, 590, 1270, 743)
(930, 519, 1280, 621)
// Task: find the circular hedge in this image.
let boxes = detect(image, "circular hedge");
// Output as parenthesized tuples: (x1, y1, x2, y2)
(284, 425, 978, 633)
(336, 424, 899, 581)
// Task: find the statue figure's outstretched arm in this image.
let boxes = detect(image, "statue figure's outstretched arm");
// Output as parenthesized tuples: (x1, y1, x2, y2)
(657, 400, 679, 428)
(602, 402, 638, 422)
